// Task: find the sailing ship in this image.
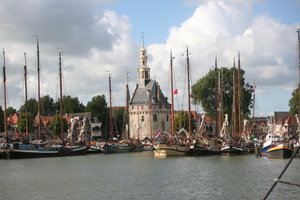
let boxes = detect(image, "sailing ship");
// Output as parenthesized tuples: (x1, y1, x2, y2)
(220, 56, 245, 155)
(190, 57, 222, 156)
(153, 49, 191, 157)
(6, 43, 87, 159)
(3, 40, 63, 159)
(101, 74, 133, 153)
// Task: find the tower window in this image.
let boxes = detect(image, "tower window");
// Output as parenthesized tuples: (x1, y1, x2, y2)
(153, 114, 157, 122)
(141, 115, 144, 122)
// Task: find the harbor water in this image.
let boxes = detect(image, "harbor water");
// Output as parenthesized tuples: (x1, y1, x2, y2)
(0, 152, 299, 200)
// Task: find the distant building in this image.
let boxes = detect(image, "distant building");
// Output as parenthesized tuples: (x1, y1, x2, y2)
(129, 44, 171, 139)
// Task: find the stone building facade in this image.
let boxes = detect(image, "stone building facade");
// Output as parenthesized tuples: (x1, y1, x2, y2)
(129, 45, 171, 139)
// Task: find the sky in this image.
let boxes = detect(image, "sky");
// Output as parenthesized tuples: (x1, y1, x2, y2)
(0, 0, 299, 117)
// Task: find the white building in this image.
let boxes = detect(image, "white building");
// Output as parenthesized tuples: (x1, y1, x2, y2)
(129, 45, 171, 139)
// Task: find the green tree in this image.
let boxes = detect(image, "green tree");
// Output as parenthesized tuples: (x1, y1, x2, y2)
(17, 112, 34, 134)
(85, 95, 108, 123)
(113, 108, 124, 136)
(55, 95, 85, 114)
(49, 114, 68, 137)
(41, 95, 55, 116)
(191, 67, 254, 124)
(6, 107, 16, 116)
(174, 110, 196, 132)
(289, 87, 300, 115)
(19, 98, 38, 117)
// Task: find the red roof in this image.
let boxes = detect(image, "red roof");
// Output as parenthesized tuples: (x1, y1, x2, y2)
(7, 113, 19, 125)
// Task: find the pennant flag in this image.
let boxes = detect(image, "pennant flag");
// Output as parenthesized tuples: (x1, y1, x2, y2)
(173, 89, 178, 95)
(155, 131, 161, 140)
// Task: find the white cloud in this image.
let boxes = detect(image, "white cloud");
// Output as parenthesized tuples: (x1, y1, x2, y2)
(146, 0, 298, 115)
(0, 0, 138, 109)
(0, 0, 298, 117)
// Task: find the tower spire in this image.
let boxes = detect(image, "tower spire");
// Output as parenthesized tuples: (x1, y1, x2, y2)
(137, 35, 151, 87)
(141, 32, 145, 49)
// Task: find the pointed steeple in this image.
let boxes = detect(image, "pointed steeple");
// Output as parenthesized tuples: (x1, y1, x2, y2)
(137, 33, 151, 87)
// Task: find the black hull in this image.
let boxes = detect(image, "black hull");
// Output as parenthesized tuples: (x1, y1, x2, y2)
(6, 150, 60, 159)
(103, 144, 131, 153)
(221, 145, 244, 156)
(1, 146, 88, 159)
(267, 148, 293, 159)
(190, 148, 220, 156)
(86, 146, 103, 154)
(65, 146, 88, 156)
(130, 144, 144, 152)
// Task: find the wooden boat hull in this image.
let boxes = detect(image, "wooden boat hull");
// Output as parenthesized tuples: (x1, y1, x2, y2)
(221, 145, 244, 156)
(267, 145, 293, 159)
(5, 149, 60, 159)
(103, 143, 132, 153)
(142, 145, 153, 151)
(66, 146, 88, 156)
(130, 143, 144, 152)
(86, 145, 103, 153)
(153, 144, 189, 157)
(1, 146, 88, 159)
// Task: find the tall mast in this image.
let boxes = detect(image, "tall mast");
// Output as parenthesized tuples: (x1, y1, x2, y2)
(108, 74, 113, 139)
(252, 80, 256, 119)
(232, 58, 237, 138)
(36, 35, 41, 140)
(170, 50, 175, 135)
(24, 52, 29, 140)
(186, 47, 192, 134)
(297, 27, 300, 88)
(237, 52, 242, 137)
(59, 49, 64, 142)
(215, 56, 218, 137)
(125, 71, 130, 139)
(2, 49, 8, 141)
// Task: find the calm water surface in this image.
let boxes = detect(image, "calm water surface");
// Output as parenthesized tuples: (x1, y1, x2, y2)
(0, 152, 299, 200)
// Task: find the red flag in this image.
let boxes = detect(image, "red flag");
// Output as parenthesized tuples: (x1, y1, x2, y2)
(172, 89, 178, 95)
(14, 132, 19, 137)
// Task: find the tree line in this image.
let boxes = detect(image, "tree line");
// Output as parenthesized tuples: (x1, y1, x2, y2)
(0, 94, 119, 137)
